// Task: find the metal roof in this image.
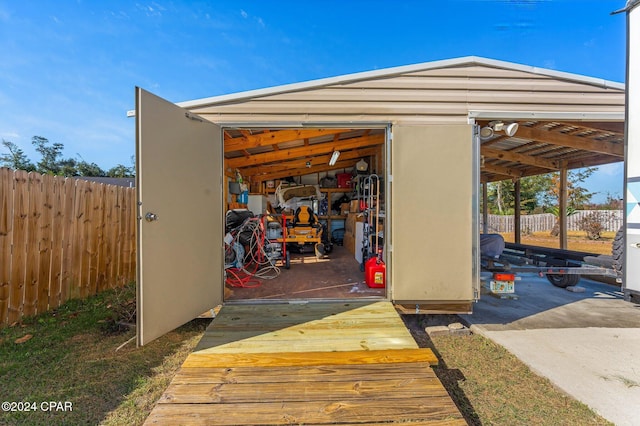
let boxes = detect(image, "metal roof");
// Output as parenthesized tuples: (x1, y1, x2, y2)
(176, 56, 624, 184)
(177, 56, 624, 110)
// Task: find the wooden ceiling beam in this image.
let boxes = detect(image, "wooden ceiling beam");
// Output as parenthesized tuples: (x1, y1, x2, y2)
(481, 147, 560, 170)
(242, 147, 380, 180)
(515, 126, 624, 157)
(224, 128, 352, 152)
(481, 162, 524, 179)
(252, 159, 359, 182)
(225, 134, 384, 169)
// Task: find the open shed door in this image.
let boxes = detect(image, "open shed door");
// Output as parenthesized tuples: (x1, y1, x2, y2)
(391, 125, 477, 305)
(135, 88, 223, 346)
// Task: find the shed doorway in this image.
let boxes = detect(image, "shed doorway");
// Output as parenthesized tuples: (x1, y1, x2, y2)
(221, 126, 388, 303)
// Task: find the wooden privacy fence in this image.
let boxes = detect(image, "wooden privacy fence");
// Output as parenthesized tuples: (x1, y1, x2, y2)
(482, 210, 624, 234)
(0, 168, 136, 327)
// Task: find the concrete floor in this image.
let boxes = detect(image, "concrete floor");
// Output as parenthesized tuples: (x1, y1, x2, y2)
(225, 245, 386, 301)
(461, 274, 640, 426)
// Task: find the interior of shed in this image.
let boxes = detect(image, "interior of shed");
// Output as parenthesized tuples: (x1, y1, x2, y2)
(221, 127, 388, 302)
(219, 119, 625, 303)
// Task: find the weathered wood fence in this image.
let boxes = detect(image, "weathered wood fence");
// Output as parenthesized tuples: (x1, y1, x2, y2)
(0, 168, 136, 327)
(482, 210, 623, 234)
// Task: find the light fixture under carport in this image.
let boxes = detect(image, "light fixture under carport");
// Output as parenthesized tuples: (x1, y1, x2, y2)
(480, 121, 519, 140)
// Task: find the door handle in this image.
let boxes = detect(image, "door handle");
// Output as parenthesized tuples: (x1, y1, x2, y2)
(145, 212, 159, 222)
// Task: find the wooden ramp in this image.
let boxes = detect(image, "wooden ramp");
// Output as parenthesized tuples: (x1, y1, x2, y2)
(145, 301, 465, 425)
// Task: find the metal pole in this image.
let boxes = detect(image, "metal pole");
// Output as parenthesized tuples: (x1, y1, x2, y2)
(559, 167, 568, 250)
(514, 179, 521, 244)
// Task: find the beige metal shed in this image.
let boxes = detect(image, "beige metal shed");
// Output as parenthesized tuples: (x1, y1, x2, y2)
(135, 56, 625, 345)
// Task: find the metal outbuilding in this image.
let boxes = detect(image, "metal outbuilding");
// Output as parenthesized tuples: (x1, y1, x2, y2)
(134, 56, 625, 345)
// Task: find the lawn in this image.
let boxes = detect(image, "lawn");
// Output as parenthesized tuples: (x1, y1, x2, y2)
(0, 283, 613, 425)
(501, 230, 617, 255)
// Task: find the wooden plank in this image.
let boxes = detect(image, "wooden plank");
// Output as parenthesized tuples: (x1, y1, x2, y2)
(183, 348, 438, 368)
(144, 397, 464, 425)
(160, 377, 446, 404)
(104, 185, 119, 289)
(194, 339, 418, 354)
(224, 128, 352, 152)
(93, 184, 106, 293)
(213, 301, 399, 317)
(23, 172, 42, 317)
(48, 176, 64, 309)
(60, 178, 76, 302)
(87, 183, 103, 295)
(36, 174, 54, 314)
(0, 168, 13, 325)
(70, 179, 87, 299)
(79, 181, 93, 298)
(120, 187, 135, 285)
(171, 362, 436, 385)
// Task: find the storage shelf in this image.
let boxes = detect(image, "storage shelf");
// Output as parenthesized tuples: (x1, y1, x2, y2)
(264, 187, 351, 194)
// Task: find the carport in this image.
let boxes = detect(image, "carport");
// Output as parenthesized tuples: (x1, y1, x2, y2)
(134, 56, 626, 345)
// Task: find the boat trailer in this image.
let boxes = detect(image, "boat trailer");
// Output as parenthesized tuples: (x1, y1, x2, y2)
(481, 242, 620, 293)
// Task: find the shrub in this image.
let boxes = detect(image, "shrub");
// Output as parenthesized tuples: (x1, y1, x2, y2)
(579, 212, 605, 240)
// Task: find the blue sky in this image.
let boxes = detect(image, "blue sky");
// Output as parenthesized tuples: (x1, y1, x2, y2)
(0, 0, 628, 202)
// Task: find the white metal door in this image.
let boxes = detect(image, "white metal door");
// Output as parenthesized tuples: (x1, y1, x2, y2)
(391, 124, 476, 303)
(135, 88, 223, 346)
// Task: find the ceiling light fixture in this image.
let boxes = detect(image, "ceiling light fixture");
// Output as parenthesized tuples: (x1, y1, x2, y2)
(328, 150, 340, 166)
(479, 121, 519, 140)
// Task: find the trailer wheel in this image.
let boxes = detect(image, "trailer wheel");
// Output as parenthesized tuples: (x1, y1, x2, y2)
(612, 227, 624, 279)
(546, 273, 580, 288)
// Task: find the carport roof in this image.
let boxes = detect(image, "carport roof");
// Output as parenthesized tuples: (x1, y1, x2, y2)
(175, 56, 626, 184)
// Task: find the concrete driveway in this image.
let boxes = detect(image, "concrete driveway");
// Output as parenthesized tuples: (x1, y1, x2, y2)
(461, 274, 640, 426)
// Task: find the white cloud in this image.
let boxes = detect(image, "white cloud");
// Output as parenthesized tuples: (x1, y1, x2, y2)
(240, 9, 248, 19)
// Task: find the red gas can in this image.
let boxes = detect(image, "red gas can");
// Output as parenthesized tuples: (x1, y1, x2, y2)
(365, 251, 386, 288)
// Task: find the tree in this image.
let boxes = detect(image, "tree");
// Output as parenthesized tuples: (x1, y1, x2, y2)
(487, 174, 553, 215)
(543, 168, 596, 210)
(1, 135, 134, 177)
(32, 136, 65, 175)
(107, 164, 135, 178)
(486, 168, 596, 216)
(0, 140, 36, 171)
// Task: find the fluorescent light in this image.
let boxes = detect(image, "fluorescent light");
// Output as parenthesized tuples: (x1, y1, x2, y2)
(329, 150, 340, 166)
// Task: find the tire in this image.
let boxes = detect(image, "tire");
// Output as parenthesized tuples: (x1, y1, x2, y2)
(284, 251, 290, 270)
(547, 273, 580, 288)
(612, 227, 624, 279)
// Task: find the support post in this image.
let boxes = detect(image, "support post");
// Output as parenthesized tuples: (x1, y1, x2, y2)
(559, 167, 568, 249)
(514, 178, 521, 244)
(482, 183, 488, 234)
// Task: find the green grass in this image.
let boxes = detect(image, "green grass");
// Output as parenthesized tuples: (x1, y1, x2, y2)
(1, 290, 613, 425)
(0, 284, 209, 426)
(402, 315, 613, 426)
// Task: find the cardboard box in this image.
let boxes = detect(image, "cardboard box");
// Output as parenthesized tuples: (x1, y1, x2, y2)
(345, 212, 363, 237)
(343, 233, 355, 255)
(350, 200, 359, 213)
